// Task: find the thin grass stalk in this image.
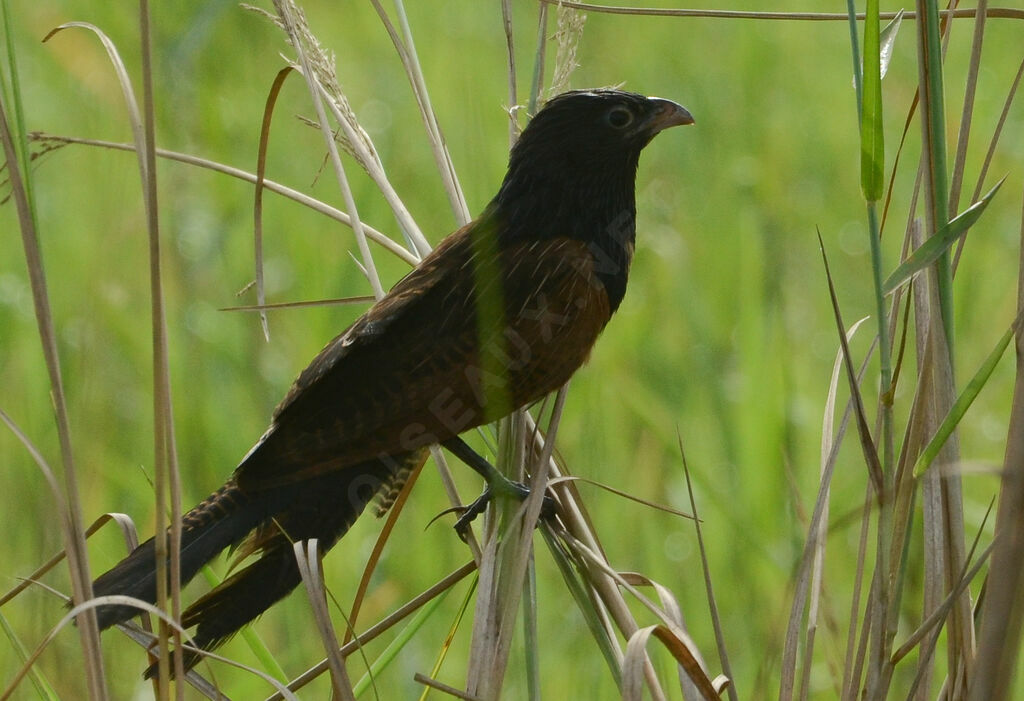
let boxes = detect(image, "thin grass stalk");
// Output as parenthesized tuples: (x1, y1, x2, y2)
(137, 0, 186, 688)
(678, 438, 737, 701)
(0, 0, 31, 202)
(47, 17, 173, 692)
(915, 1, 978, 692)
(501, 0, 517, 146)
(916, 0, 953, 345)
(539, 526, 622, 682)
(905, 218, 946, 700)
(416, 573, 477, 701)
(351, 581, 456, 697)
(493, 391, 569, 694)
(954, 55, 1024, 273)
(465, 412, 524, 695)
(527, 2, 549, 116)
(373, 0, 470, 225)
(619, 572, 710, 699)
(782, 319, 869, 701)
(898, 521, 994, 667)
(466, 407, 533, 699)
(536, 1, 1024, 22)
(864, 199, 897, 694)
(797, 346, 842, 701)
(273, 0, 384, 299)
(252, 66, 296, 342)
(32, 135, 418, 264)
(919, 271, 973, 693)
(542, 487, 667, 698)
(841, 488, 875, 700)
(814, 232, 889, 697)
(293, 541, 355, 700)
(522, 553, 540, 701)
(0, 609, 56, 700)
(556, 530, 714, 697)
(920, 509, 991, 701)
(264, 563, 475, 700)
(465, 517, 503, 698)
(947, 0, 988, 218)
(858, 3, 901, 692)
(845, 0, 863, 114)
(969, 191, 1024, 700)
(343, 461, 424, 645)
(0, 51, 107, 701)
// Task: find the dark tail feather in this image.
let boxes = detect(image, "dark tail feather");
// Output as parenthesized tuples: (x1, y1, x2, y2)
(143, 492, 362, 678)
(143, 453, 421, 678)
(92, 478, 263, 630)
(148, 543, 305, 677)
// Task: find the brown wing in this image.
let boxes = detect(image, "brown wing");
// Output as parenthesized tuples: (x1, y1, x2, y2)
(236, 226, 611, 491)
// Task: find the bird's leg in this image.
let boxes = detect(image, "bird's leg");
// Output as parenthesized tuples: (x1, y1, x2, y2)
(442, 436, 555, 538)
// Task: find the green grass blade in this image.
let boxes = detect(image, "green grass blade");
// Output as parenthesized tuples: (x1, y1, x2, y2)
(878, 11, 903, 81)
(844, 0, 862, 115)
(0, 609, 58, 701)
(914, 316, 1019, 478)
(916, 0, 954, 347)
(860, 0, 884, 202)
(883, 177, 1005, 295)
(351, 579, 453, 697)
(540, 527, 622, 688)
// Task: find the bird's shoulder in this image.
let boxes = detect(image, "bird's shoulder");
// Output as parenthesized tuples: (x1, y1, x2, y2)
(271, 224, 476, 422)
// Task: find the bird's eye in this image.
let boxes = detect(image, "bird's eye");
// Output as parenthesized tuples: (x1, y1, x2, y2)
(605, 106, 634, 129)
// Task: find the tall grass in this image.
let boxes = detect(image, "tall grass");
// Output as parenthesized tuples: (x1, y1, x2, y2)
(2, 1, 1023, 699)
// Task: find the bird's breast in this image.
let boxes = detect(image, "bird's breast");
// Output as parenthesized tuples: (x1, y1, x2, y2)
(474, 237, 613, 413)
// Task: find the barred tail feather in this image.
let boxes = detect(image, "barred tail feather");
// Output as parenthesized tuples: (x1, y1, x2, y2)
(145, 452, 421, 678)
(143, 467, 380, 678)
(92, 478, 262, 630)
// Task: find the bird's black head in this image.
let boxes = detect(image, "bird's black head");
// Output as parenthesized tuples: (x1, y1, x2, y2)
(521, 89, 693, 159)
(497, 90, 692, 207)
(491, 89, 692, 310)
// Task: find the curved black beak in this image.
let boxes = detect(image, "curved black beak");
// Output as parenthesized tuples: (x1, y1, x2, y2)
(643, 97, 695, 134)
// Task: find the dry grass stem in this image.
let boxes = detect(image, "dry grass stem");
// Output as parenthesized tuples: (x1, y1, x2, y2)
(538, 1, 1024, 22)
(549, 2, 586, 97)
(0, 34, 107, 701)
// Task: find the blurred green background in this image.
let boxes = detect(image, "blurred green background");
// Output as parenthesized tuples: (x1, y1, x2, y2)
(2, 1, 1023, 698)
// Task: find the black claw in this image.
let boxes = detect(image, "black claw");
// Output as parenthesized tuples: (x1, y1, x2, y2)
(442, 438, 557, 540)
(453, 488, 493, 541)
(451, 481, 557, 541)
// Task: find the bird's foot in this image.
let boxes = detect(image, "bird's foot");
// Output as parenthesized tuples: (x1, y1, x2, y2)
(453, 480, 556, 541)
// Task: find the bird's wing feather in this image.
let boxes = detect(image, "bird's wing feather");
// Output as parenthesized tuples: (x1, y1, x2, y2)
(237, 229, 609, 490)
(271, 225, 476, 421)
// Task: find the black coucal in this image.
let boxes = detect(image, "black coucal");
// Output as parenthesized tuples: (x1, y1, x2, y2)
(90, 89, 693, 672)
